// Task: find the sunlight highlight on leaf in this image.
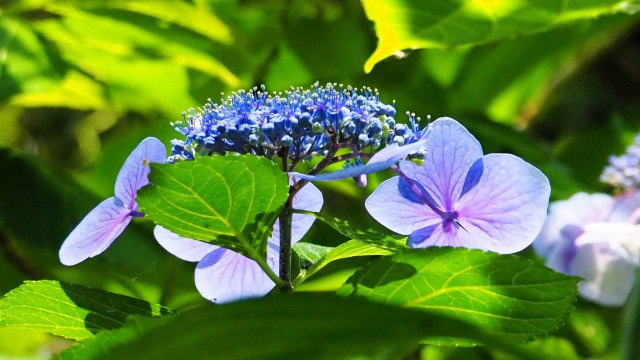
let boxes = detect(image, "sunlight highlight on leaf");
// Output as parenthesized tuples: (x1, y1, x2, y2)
(338, 248, 579, 345)
(362, 0, 639, 72)
(137, 155, 289, 261)
(0, 281, 171, 341)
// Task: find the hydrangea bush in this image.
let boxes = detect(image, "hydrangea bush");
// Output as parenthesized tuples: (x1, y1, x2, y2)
(4, 84, 583, 358)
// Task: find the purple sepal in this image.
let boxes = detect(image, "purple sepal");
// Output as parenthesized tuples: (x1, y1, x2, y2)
(59, 137, 166, 265)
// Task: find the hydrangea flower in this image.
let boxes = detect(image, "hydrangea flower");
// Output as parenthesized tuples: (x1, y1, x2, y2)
(169, 83, 428, 182)
(154, 182, 323, 303)
(601, 134, 640, 188)
(59, 137, 166, 265)
(533, 192, 640, 306)
(365, 118, 550, 254)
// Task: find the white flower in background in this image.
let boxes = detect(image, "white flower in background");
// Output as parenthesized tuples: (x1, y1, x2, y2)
(533, 192, 640, 306)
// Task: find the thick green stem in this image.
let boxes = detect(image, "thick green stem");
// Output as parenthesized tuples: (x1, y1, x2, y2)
(278, 196, 294, 291)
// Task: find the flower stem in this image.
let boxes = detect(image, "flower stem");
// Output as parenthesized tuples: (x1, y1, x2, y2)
(278, 195, 294, 291)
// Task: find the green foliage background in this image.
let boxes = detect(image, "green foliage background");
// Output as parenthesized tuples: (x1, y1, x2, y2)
(1, 0, 639, 358)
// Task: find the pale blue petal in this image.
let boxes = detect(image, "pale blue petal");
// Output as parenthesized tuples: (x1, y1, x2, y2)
(365, 177, 441, 235)
(194, 243, 279, 304)
(154, 225, 219, 262)
(570, 242, 636, 306)
(533, 192, 613, 258)
(114, 137, 166, 209)
(607, 190, 640, 222)
(399, 118, 483, 211)
(289, 140, 427, 182)
(453, 154, 551, 254)
(59, 197, 131, 266)
(277, 182, 323, 245)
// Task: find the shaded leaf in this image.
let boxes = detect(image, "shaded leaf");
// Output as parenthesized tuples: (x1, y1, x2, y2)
(362, 0, 639, 72)
(0, 281, 171, 341)
(137, 155, 289, 262)
(56, 292, 543, 360)
(338, 248, 579, 345)
(295, 210, 407, 251)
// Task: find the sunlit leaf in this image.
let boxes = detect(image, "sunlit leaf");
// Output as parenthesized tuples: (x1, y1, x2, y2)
(338, 248, 579, 345)
(10, 70, 105, 110)
(0, 281, 172, 341)
(137, 155, 289, 261)
(36, 5, 239, 88)
(293, 240, 393, 287)
(362, 0, 639, 72)
(101, 1, 232, 44)
(293, 242, 334, 266)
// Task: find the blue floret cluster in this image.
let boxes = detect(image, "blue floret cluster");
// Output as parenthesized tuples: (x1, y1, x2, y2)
(601, 134, 640, 189)
(168, 82, 424, 167)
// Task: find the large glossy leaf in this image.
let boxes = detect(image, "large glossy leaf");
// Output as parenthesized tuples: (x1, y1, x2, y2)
(0, 281, 171, 341)
(137, 155, 289, 261)
(362, 0, 640, 72)
(56, 292, 546, 360)
(338, 248, 579, 345)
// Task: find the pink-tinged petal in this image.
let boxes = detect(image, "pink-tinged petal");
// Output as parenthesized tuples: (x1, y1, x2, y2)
(570, 242, 636, 306)
(154, 225, 219, 262)
(114, 137, 166, 209)
(194, 244, 279, 304)
(533, 193, 613, 258)
(288, 140, 427, 182)
(366, 177, 441, 235)
(59, 197, 132, 266)
(452, 154, 551, 254)
(399, 118, 483, 211)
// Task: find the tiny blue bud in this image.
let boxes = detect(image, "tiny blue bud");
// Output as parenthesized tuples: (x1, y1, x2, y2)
(386, 117, 396, 128)
(249, 134, 259, 146)
(358, 133, 369, 146)
(369, 119, 383, 134)
(385, 105, 396, 117)
(280, 135, 293, 147)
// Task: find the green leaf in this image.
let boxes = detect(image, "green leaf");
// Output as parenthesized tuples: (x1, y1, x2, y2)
(0, 281, 172, 341)
(56, 292, 543, 360)
(293, 240, 393, 287)
(99, 1, 232, 45)
(295, 210, 407, 251)
(362, 0, 640, 72)
(293, 242, 334, 266)
(137, 155, 289, 262)
(338, 248, 579, 345)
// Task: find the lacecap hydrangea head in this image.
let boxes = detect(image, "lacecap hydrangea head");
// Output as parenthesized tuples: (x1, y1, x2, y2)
(167, 82, 426, 168)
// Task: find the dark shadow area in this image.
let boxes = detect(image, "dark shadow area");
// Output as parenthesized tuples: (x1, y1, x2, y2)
(61, 282, 172, 335)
